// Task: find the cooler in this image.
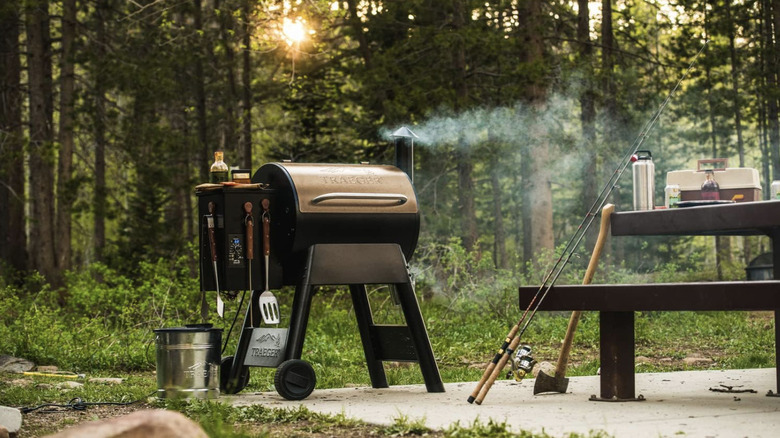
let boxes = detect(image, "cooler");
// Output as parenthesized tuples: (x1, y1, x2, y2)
(666, 159, 761, 203)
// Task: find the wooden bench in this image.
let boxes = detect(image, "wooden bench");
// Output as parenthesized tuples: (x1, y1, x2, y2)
(518, 281, 780, 400)
(519, 201, 780, 401)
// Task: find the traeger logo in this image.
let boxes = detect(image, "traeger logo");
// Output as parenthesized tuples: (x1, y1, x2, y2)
(250, 333, 282, 358)
(319, 167, 382, 185)
(183, 362, 217, 379)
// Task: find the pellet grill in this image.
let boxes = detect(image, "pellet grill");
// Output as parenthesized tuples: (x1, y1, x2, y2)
(196, 128, 444, 400)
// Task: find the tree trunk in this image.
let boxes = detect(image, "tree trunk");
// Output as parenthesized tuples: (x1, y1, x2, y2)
(25, 0, 58, 282)
(453, 0, 477, 252)
(216, 0, 238, 155)
(520, 0, 554, 264)
(240, 0, 252, 169)
(724, 1, 742, 269)
(521, 123, 554, 265)
(0, 0, 27, 274)
(578, 0, 598, 252)
(602, 0, 623, 263)
(760, 0, 773, 198)
(770, 0, 780, 180)
(93, 0, 108, 261)
(193, 0, 209, 183)
(346, 0, 373, 68)
(725, 1, 745, 167)
(56, 0, 76, 273)
(457, 148, 478, 252)
(703, 4, 716, 158)
(703, 8, 729, 279)
(601, 0, 616, 123)
(490, 149, 508, 269)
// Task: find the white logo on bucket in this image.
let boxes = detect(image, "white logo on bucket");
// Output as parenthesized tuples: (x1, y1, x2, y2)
(184, 362, 212, 379)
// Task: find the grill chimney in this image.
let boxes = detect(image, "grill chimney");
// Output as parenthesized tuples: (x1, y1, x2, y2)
(391, 126, 417, 183)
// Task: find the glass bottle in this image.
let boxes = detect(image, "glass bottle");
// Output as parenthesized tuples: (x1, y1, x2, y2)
(700, 169, 720, 201)
(209, 151, 229, 183)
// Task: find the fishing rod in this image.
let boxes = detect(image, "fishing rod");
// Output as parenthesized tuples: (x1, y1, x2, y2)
(467, 39, 709, 405)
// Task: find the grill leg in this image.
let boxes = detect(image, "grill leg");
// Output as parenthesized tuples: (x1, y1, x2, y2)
(394, 281, 445, 393)
(286, 280, 315, 361)
(349, 284, 389, 388)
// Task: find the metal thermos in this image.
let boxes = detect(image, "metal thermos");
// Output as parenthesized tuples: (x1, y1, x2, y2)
(772, 180, 780, 200)
(632, 150, 655, 210)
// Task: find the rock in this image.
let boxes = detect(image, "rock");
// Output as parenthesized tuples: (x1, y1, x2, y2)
(0, 406, 22, 435)
(42, 409, 207, 438)
(57, 381, 83, 389)
(35, 383, 55, 390)
(9, 379, 31, 387)
(37, 365, 59, 373)
(636, 356, 652, 364)
(531, 361, 555, 378)
(88, 378, 123, 385)
(683, 356, 714, 366)
(0, 425, 8, 438)
(0, 355, 34, 373)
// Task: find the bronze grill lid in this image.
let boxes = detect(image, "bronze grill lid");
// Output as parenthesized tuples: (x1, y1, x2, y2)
(274, 163, 418, 214)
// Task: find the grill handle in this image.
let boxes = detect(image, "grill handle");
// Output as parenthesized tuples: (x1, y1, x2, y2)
(311, 192, 408, 205)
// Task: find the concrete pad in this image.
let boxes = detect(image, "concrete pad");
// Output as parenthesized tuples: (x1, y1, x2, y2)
(225, 368, 780, 437)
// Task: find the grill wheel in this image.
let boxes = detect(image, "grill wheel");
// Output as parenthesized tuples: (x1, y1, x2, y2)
(274, 359, 316, 400)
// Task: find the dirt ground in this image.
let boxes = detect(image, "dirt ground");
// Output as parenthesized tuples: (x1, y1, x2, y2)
(16, 402, 446, 438)
(18, 405, 153, 438)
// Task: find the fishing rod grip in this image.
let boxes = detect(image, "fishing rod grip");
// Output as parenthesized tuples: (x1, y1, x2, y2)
(467, 324, 521, 403)
(467, 362, 496, 404)
(475, 334, 521, 405)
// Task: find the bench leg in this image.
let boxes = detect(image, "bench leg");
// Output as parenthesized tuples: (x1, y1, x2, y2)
(592, 311, 644, 402)
(772, 232, 780, 396)
(776, 309, 780, 395)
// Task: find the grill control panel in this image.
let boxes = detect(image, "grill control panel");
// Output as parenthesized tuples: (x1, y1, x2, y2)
(227, 234, 245, 268)
(196, 188, 282, 292)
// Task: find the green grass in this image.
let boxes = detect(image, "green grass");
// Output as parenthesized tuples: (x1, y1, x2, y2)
(0, 254, 776, 437)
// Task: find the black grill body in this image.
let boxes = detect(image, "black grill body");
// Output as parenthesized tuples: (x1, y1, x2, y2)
(253, 162, 420, 285)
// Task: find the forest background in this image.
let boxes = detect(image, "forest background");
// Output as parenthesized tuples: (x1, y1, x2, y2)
(2, 0, 780, 290)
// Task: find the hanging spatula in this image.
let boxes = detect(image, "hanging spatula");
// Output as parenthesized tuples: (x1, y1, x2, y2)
(259, 199, 280, 325)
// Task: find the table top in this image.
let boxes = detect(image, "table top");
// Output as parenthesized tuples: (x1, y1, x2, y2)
(610, 200, 780, 237)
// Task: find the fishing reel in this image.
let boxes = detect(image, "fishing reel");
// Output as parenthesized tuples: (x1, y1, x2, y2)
(507, 345, 536, 382)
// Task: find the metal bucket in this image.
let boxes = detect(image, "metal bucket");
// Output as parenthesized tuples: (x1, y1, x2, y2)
(746, 252, 773, 281)
(154, 324, 222, 399)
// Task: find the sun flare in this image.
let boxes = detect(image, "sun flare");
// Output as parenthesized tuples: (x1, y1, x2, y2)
(282, 17, 306, 46)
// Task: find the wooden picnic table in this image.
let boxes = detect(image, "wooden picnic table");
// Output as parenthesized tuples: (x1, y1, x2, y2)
(518, 200, 780, 400)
